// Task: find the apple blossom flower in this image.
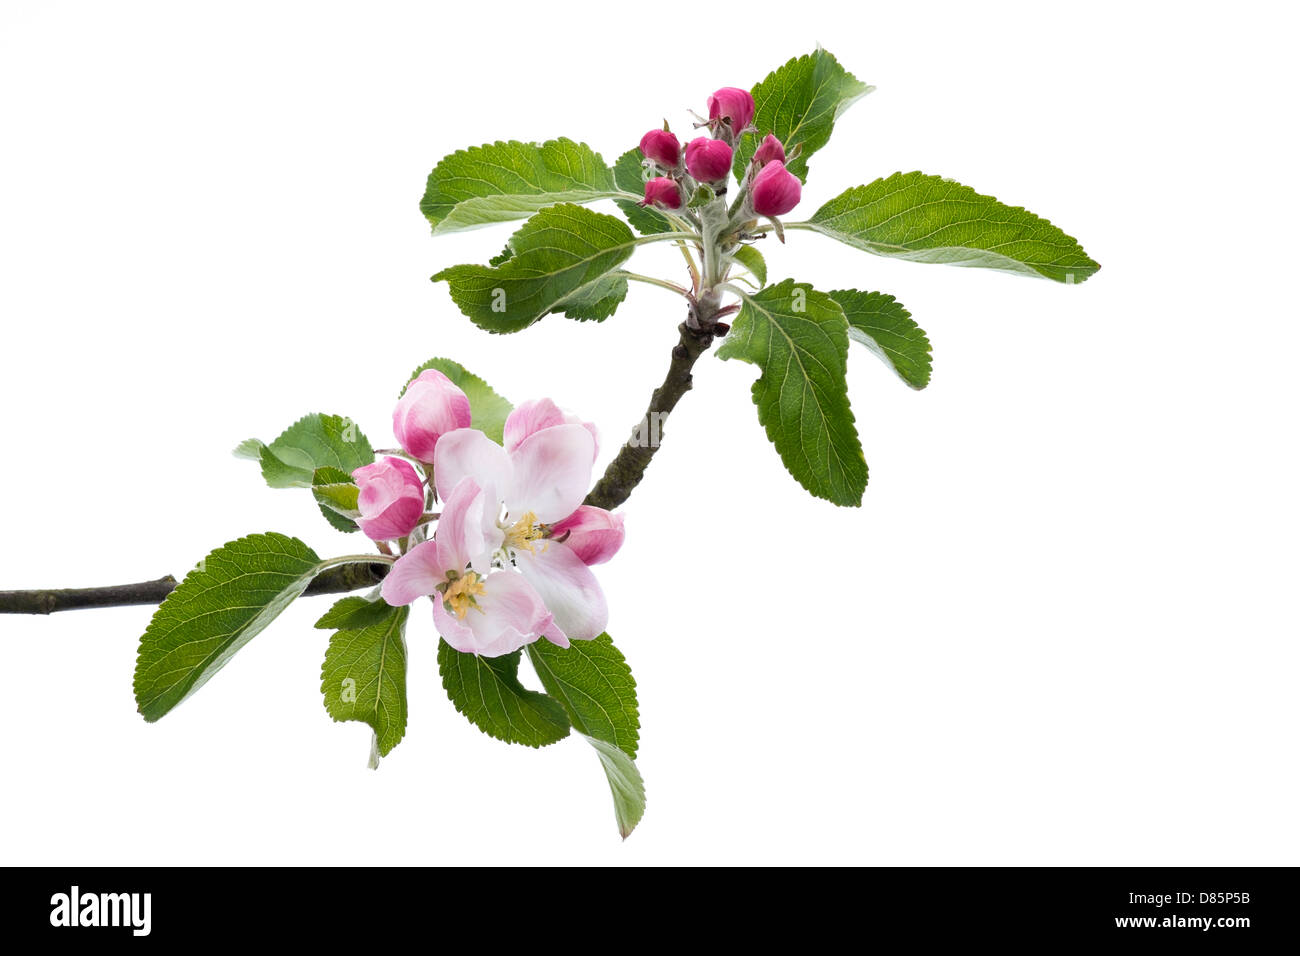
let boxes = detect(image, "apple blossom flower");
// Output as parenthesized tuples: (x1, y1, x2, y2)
(751, 160, 802, 217)
(639, 128, 681, 168)
(381, 476, 560, 657)
(352, 457, 425, 541)
(641, 177, 682, 210)
(752, 133, 786, 168)
(685, 137, 733, 182)
(707, 87, 755, 135)
(432, 407, 616, 643)
(392, 368, 472, 464)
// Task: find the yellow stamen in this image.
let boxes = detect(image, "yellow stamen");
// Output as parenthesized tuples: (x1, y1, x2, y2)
(443, 571, 487, 619)
(503, 511, 546, 554)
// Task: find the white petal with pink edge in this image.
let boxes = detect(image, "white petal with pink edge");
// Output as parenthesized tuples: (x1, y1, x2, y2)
(432, 570, 553, 657)
(508, 423, 595, 524)
(516, 542, 608, 643)
(436, 476, 502, 573)
(380, 540, 448, 607)
(503, 398, 568, 454)
(433, 428, 511, 506)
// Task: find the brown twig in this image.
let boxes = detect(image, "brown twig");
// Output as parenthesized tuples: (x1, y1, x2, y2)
(0, 563, 389, 615)
(584, 318, 720, 511)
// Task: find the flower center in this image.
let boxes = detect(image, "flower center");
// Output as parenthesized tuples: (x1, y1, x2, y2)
(502, 511, 545, 554)
(443, 570, 486, 619)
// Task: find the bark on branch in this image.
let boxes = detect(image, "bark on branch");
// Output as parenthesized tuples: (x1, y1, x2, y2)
(584, 320, 718, 512)
(0, 563, 389, 615)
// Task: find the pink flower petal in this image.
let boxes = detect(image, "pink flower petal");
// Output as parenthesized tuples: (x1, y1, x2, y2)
(504, 398, 599, 461)
(541, 618, 570, 649)
(356, 499, 423, 543)
(750, 160, 802, 218)
(550, 506, 625, 565)
(508, 423, 595, 524)
(392, 369, 472, 463)
(433, 427, 511, 507)
(503, 398, 568, 454)
(434, 476, 502, 574)
(380, 540, 447, 607)
(352, 457, 425, 541)
(432, 570, 552, 657)
(431, 591, 477, 651)
(516, 542, 608, 642)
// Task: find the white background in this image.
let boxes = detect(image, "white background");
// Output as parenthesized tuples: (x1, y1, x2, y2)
(1, 1, 1296, 865)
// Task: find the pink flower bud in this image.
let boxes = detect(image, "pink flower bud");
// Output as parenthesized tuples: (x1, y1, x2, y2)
(550, 506, 625, 566)
(639, 129, 681, 168)
(641, 177, 682, 210)
(352, 457, 425, 541)
(392, 368, 472, 463)
(752, 134, 786, 167)
(750, 160, 802, 217)
(707, 87, 755, 133)
(684, 137, 733, 182)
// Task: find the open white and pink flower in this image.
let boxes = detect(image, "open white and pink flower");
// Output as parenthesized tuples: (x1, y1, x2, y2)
(381, 394, 623, 658)
(381, 476, 561, 657)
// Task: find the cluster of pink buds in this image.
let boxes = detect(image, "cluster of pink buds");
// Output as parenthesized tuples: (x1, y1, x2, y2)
(636, 87, 802, 220)
(349, 368, 473, 542)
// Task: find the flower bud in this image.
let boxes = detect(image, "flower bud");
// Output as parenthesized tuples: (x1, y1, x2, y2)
(707, 87, 755, 134)
(550, 506, 625, 565)
(641, 177, 682, 210)
(750, 160, 802, 217)
(752, 134, 786, 168)
(392, 368, 472, 463)
(684, 137, 733, 182)
(352, 457, 425, 541)
(638, 129, 681, 168)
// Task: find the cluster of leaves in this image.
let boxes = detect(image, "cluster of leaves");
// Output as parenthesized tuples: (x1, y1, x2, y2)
(133, 360, 645, 838)
(422, 48, 1099, 506)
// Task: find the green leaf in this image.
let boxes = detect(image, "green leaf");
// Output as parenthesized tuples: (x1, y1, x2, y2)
(716, 280, 867, 506)
(527, 633, 639, 758)
(584, 735, 646, 840)
(612, 148, 674, 236)
(420, 139, 622, 234)
(799, 172, 1101, 283)
(401, 357, 513, 444)
(734, 48, 873, 183)
(437, 640, 570, 748)
(433, 204, 638, 333)
(317, 597, 409, 765)
(314, 594, 393, 630)
(134, 533, 340, 721)
(232, 438, 264, 461)
(728, 244, 767, 287)
(528, 634, 647, 838)
(312, 465, 361, 533)
(254, 414, 374, 489)
(687, 184, 714, 208)
(826, 289, 932, 389)
(553, 273, 628, 322)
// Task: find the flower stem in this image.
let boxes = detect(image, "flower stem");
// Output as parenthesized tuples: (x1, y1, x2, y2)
(631, 231, 702, 245)
(616, 271, 690, 296)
